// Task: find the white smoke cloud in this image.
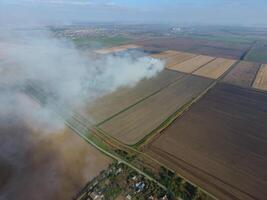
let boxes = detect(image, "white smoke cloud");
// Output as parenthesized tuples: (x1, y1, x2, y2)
(0, 28, 164, 199)
(0, 29, 164, 129)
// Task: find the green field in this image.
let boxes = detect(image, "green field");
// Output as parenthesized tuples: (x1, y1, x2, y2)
(246, 42, 267, 63)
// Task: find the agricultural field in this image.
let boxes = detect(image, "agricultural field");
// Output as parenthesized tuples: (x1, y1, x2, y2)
(99, 75, 213, 145)
(135, 37, 250, 59)
(135, 37, 203, 52)
(85, 69, 184, 123)
(70, 35, 134, 50)
(163, 52, 196, 68)
(191, 45, 245, 60)
(193, 58, 236, 79)
(150, 50, 180, 59)
(223, 61, 260, 87)
(169, 55, 215, 73)
(145, 83, 267, 200)
(252, 64, 267, 91)
(150, 50, 196, 68)
(246, 41, 267, 63)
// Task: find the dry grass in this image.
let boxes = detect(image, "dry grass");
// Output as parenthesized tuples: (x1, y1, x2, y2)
(164, 52, 196, 68)
(169, 55, 215, 73)
(99, 75, 212, 145)
(193, 58, 236, 79)
(252, 64, 267, 91)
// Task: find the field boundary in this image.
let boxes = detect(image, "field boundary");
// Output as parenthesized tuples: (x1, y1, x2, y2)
(251, 64, 263, 88)
(96, 71, 188, 126)
(137, 78, 217, 149)
(137, 60, 238, 149)
(167, 55, 217, 74)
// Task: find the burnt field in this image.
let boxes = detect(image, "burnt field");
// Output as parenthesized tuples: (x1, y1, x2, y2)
(145, 83, 267, 200)
(135, 37, 250, 59)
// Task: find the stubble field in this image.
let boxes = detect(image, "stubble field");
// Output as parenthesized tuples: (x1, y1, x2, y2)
(169, 55, 215, 73)
(193, 58, 236, 79)
(252, 64, 267, 91)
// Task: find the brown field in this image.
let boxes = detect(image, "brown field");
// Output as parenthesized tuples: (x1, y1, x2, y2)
(86, 69, 184, 123)
(191, 45, 245, 60)
(223, 61, 260, 87)
(0, 94, 111, 200)
(193, 58, 236, 79)
(94, 44, 141, 54)
(150, 50, 196, 68)
(99, 75, 212, 145)
(252, 64, 267, 91)
(163, 52, 196, 68)
(150, 50, 180, 59)
(169, 55, 215, 73)
(135, 37, 249, 59)
(145, 83, 267, 200)
(135, 37, 201, 53)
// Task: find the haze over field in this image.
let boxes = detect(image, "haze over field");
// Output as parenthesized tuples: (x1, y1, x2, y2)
(1, 1, 267, 200)
(1, 0, 267, 27)
(0, 2, 165, 198)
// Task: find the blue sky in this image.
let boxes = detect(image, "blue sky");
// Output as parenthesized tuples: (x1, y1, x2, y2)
(1, 0, 267, 27)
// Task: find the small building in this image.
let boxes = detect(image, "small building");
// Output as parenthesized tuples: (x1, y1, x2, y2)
(135, 182, 145, 192)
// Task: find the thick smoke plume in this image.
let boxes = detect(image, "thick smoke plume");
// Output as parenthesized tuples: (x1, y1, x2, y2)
(0, 28, 164, 200)
(1, 29, 164, 128)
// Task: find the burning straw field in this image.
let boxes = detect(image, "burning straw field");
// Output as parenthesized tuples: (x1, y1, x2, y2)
(145, 83, 267, 200)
